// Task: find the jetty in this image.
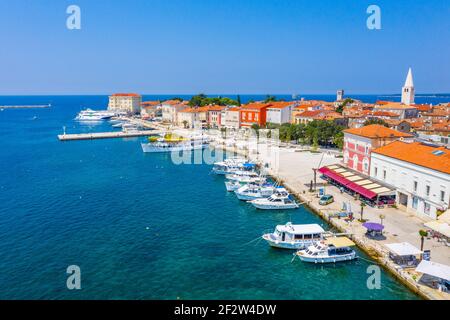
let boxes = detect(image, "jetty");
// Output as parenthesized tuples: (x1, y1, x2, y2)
(58, 130, 161, 141)
(1, 104, 51, 109)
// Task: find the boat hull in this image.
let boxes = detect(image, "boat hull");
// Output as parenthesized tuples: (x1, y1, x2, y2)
(296, 251, 357, 263)
(141, 143, 208, 153)
(251, 203, 299, 210)
(262, 235, 316, 250)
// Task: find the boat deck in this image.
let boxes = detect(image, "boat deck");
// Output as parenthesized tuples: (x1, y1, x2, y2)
(58, 130, 162, 141)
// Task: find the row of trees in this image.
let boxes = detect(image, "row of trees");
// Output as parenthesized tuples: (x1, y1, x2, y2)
(188, 94, 240, 107)
(252, 120, 345, 149)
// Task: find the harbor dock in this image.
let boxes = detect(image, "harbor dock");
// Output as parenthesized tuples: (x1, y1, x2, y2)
(1, 104, 51, 109)
(58, 130, 161, 141)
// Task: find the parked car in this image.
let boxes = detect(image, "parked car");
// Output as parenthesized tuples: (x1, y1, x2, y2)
(319, 195, 334, 205)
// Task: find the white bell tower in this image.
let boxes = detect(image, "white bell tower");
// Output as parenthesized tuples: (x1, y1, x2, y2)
(401, 68, 415, 105)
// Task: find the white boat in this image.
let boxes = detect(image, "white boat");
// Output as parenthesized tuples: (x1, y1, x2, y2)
(225, 180, 245, 192)
(212, 159, 256, 175)
(75, 108, 116, 121)
(295, 237, 357, 263)
(141, 138, 209, 153)
(225, 170, 259, 180)
(235, 183, 276, 201)
(250, 188, 299, 210)
(262, 223, 326, 249)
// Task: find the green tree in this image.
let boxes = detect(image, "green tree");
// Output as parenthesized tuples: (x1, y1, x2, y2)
(264, 95, 277, 103)
(359, 202, 366, 222)
(236, 95, 241, 106)
(419, 229, 428, 252)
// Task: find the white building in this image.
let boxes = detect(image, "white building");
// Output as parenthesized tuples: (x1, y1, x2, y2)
(266, 102, 295, 125)
(161, 100, 188, 124)
(370, 141, 450, 219)
(223, 107, 241, 129)
(108, 93, 142, 114)
(177, 108, 199, 128)
(401, 67, 415, 105)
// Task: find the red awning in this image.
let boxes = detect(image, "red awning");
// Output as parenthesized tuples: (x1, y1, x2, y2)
(319, 166, 377, 200)
(323, 170, 351, 186)
(346, 182, 377, 199)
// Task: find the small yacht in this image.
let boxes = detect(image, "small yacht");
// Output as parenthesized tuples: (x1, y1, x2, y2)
(225, 170, 259, 181)
(212, 159, 256, 175)
(225, 180, 245, 192)
(235, 183, 275, 201)
(295, 237, 357, 263)
(250, 188, 299, 210)
(262, 223, 326, 249)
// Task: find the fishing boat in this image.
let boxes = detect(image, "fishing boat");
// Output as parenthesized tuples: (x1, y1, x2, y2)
(262, 223, 326, 249)
(295, 237, 357, 263)
(212, 159, 256, 175)
(141, 134, 209, 153)
(234, 183, 276, 201)
(250, 188, 299, 210)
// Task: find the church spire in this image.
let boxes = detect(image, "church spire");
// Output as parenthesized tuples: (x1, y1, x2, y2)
(401, 67, 415, 105)
(404, 67, 414, 87)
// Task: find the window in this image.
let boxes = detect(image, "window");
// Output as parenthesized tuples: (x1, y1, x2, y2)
(424, 203, 431, 215)
(412, 197, 418, 210)
(426, 185, 430, 196)
(441, 191, 445, 202)
(374, 167, 378, 177)
(413, 181, 418, 192)
(383, 170, 386, 180)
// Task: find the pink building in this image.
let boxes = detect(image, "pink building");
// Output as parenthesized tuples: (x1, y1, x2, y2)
(343, 124, 413, 175)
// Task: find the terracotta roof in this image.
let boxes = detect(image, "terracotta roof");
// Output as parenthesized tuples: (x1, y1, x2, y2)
(241, 103, 272, 110)
(295, 110, 324, 118)
(227, 107, 241, 112)
(344, 124, 413, 138)
(111, 93, 141, 97)
(375, 102, 417, 110)
(267, 101, 295, 109)
(372, 141, 450, 174)
(141, 101, 160, 106)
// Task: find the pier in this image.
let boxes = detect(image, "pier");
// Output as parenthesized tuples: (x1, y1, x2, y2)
(0, 104, 51, 109)
(58, 130, 161, 141)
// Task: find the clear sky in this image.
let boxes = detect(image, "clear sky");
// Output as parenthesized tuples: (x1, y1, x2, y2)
(0, 0, 448, 95)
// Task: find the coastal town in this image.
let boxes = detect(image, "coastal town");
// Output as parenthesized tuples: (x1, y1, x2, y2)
(73, 67, 450, 300)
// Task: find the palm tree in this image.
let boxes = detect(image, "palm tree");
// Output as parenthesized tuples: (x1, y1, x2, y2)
(359, 202, 366, 222)
(419, 229, 428, 252)
(379, 214, 385, 225)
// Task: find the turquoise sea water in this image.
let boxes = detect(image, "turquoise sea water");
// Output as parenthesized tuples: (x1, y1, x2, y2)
(1, 94, 447, 300)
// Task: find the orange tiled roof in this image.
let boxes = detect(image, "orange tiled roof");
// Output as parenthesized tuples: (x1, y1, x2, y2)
(241, 102, 272, 110)
(344, 124, 413, 138)
(372, 141, 450, 174)
(267, 101, 295, 109)
(375, 102, 417, 110)
(141, 101, 160, 106)
(227, 107, 241, 112)
(111, 93, 141, 97)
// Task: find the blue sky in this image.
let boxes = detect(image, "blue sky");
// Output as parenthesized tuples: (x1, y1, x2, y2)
(0, 0, 448, 95)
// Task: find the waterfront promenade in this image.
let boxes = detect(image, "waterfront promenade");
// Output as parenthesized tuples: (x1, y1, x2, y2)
(195, 130, 449, 300)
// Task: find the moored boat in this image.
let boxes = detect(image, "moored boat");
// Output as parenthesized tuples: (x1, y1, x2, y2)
(141, 137, 209, 153)
(250, 188, 299, 210)
(295, 237, 357, 263)
(234, 183, 276, 201)
(262, 223, 326, 249)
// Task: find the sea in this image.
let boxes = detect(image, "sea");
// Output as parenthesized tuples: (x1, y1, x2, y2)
(0, 94, 448, 299)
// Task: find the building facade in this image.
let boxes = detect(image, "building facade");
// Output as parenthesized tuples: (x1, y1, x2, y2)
(223, 107, 241, 129)
(240, 103, 270, 128)
(266, 102, 295, 125)
(343, 124, 413, 175)
(371, 141, 450, 219)
(108, 93, 142, 114)
(161, 100, 188, 123)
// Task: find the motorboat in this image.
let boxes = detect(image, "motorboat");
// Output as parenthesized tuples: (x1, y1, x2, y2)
(250, 188, 299, 210)
(212, 158, 256, 175)
(262, 223, 326, 249)
(234, 183, 276, 201)
(225, 170, 259, 181)
(295, 237, 357, 263)
(225, 180, 245, 192)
